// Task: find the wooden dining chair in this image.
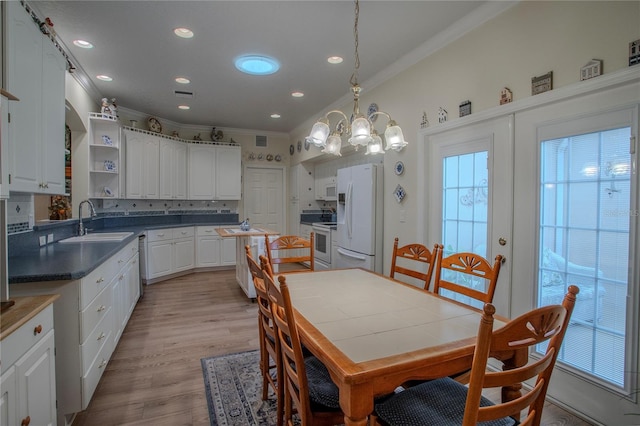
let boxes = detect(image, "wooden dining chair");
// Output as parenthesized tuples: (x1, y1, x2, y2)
(246, 247, 284, 426)
(389, 238, 439, 290)
(265, 233, 315, 273)
(371, 285, 579, 426)
(265, 271, 345, 426)
(433, 246, 504, 306)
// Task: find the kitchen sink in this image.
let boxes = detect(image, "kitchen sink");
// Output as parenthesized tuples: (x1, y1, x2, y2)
(59, 232, 134, 243)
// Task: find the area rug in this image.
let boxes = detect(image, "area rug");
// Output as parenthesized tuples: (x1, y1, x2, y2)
(201, 350, 279, 426)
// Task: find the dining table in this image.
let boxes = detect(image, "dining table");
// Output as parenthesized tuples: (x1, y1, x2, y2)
(282, 268, 526, 426)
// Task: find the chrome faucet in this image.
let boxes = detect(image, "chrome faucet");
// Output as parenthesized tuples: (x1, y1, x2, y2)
(77, 199, 97, 236)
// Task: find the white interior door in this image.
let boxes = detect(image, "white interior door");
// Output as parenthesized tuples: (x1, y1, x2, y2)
(243, 165, 285, 233)
(422, 115, 514, 316)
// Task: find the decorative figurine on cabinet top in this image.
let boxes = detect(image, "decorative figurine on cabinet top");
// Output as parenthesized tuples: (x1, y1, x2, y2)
(437, 107, 448, 124)
(420, 111, 430, 129)
(211, 127, 224, 141)
(629, 39, 640, 66)
(101, 98, 118, 118)
(531, 71, 553, 95)
(459, 100, 471, 117)
(580, 59, 603, 81)
(500, 87, 513, 105)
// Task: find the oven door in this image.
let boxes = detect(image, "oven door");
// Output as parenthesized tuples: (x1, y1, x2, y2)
(312, 225, 331, 264)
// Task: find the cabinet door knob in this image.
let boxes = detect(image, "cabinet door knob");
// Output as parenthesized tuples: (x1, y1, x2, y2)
(97, 277, 104, 283)
(33, 325, 43, 335)
(97, 305, 106, 312)
(97, 332, 106, 341)
(21, 416, 31, 426)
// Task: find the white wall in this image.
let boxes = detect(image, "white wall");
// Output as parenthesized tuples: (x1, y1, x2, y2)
(290, 1, 640, 275)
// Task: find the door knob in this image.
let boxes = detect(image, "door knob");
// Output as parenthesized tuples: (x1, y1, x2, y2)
(498, 237, 507, 246)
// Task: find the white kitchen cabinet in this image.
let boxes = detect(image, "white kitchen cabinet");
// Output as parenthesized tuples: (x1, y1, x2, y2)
(124, 129, 160, 199)
(188, 144, 241, 200)
(145, 227, 195, 282)
(288, 164, 314, 235)
(6, 1, 66, 194)
(87, 113, 122, 199)
(11, 240, 139, 425)
(195, 226, 236, 268)
(215, 146, 242, 200)
(112, 253, 140, 346)
(159, 140, 187, 199)
(0, 302, 57, 426)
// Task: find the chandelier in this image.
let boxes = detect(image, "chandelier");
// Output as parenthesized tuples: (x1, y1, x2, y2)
(306, 0, 407, 156)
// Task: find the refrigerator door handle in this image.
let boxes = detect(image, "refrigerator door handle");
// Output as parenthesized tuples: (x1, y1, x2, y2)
(337, 248, 367, 260)
(346, 182, 353, 239)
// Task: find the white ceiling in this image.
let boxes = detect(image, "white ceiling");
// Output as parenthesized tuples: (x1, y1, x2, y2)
(31, 1, 492, 133)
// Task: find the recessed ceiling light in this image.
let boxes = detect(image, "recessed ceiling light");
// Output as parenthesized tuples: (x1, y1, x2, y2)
(178, 105, 190, 110)
(73, 39, 93, 49)
(234, 55, 280, 75)
(291, 91, 304, 98)
(175, 77, 191, 84)
(327, 56, 343, 64)
(174, 27, 194, 39)
(96, 75, 112, 81)
(270, 113, 281, 119)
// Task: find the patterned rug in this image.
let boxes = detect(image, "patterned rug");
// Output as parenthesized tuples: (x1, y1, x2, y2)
(201, 350, 279, 426)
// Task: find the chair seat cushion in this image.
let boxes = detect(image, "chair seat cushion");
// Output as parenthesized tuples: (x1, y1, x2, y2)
(374, 377, 516, 426)
(304, 356, 341, 410)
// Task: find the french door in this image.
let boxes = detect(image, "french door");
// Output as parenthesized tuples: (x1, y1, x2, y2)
(423, 115, 514, 316)
(513, 87, 639, 423)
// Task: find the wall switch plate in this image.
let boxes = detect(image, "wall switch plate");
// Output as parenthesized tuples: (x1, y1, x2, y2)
(399, 209, 406, 223)
(47, 233, 54, 244)
(39, 236, 47, 246)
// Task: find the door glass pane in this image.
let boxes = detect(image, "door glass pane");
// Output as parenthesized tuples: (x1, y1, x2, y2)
(442, 151, 489, 308)
(538, 127, 631, 389)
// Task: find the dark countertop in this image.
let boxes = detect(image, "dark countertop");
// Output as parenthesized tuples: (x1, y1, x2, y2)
(8, 222, 234, 285)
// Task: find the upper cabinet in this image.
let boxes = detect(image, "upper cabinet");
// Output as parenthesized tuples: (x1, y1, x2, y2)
(124, 129, 160, 199)
(188, 144, 241, 200)
(5, 1, 66, 194)
(159, 140, 187, 200)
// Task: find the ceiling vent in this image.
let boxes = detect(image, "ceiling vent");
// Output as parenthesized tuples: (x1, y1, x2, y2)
(174, 90, 194, 98)
(256, 135, 267, 147)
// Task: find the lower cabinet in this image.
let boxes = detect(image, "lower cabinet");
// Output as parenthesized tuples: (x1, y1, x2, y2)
(11, 239, 140, 425)
(145, 227, 195, 282)
(195, 226, 236, 268)
(1, 304, 57, 426)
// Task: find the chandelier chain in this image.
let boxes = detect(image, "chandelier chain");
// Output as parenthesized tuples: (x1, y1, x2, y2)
(350, 0, 360, 87)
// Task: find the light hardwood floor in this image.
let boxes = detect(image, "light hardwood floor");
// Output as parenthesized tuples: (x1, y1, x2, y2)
(72, 270, 594, 426)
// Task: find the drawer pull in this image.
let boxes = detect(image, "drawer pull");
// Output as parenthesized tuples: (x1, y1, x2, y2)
(181, 231, 187, 235)
(97, 305, 106, 312)
(97, 332, 106, 341)
(21, 416, 30, 426)
(118, 259, 124, 264)
(33, 325, 43, 335)
(157, 233, 165, 237)
(205, 229, 213, 233)
(97, 277, 105, 283)
(99, 359, 107, 369)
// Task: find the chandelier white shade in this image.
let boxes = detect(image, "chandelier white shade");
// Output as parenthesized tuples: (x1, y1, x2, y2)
(306, 0, 406, 157)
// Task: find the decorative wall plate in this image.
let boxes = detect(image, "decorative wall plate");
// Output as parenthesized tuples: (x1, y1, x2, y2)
(304, 139, 310, 150)
(266, 154, 274, 161)
(104, 160, 116, 171)
(275, 154, 282, 162)
(289, 144, 295, 155)
(394, 161, 404, 176)
(393, 184, 406, 203)
(297, 140, 302, 152)
(101, 135, 113, 145)
(368, 103, 378, 121)
(147, 116, 162, 133)
(104, 186, 114, 197)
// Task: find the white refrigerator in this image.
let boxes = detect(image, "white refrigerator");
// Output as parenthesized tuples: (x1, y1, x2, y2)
(335, 164, 383, 273)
